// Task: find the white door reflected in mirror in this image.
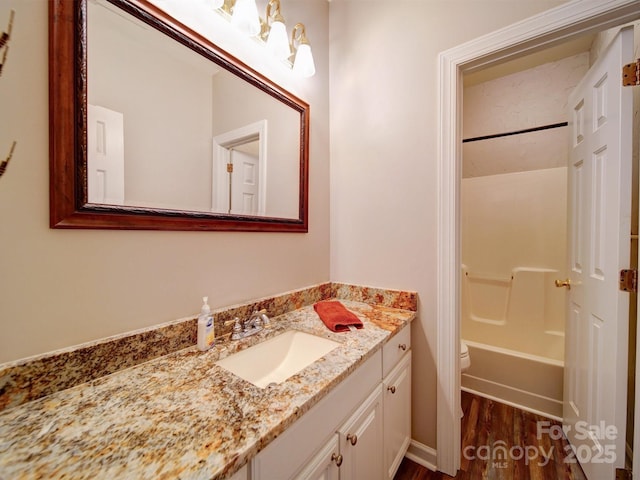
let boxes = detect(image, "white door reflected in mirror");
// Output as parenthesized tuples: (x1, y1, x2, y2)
(229, 143, 260, 216)
(87, 104, 124, 205)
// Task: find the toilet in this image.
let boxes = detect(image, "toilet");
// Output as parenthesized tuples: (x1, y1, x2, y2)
(460, 341, 471, 417)
(460, 340, 471, 373)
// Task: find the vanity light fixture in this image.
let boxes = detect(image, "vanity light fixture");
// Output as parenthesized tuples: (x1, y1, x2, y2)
(291, 23, 315, 78)
(230, 0, 261, 37)
(214, 0, 315, 77)
(262, 0, 291, 62)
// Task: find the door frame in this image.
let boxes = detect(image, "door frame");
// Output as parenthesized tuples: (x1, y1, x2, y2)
(436, 0, 640, 475)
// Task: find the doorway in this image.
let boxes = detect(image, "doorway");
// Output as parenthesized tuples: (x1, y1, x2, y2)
(459, 53, 583, 421)
(460, 30, 638, 479)
(436, 1, 640, 476)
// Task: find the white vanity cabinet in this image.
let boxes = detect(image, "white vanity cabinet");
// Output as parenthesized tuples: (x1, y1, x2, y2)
(250, 324, 412, 480)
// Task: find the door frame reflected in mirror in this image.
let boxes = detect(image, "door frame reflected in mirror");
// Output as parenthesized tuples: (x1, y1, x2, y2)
(213, 120, 268, 217)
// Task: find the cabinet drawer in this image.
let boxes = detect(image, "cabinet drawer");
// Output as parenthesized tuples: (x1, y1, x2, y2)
(382, 324, 411, 378)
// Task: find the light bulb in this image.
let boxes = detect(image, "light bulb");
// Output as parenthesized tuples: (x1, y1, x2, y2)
(266, 21, 291, 61)
(293, 43, 315, 78)
(231, 0, 260, 37)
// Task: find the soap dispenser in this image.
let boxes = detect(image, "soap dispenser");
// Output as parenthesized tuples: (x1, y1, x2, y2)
(197, 296, 215, 351)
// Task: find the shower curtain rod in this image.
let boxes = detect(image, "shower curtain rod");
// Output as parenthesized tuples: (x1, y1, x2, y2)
(462, 121, 568, 143)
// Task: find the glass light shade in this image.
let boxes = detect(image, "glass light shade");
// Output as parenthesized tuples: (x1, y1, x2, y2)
(293, 43, 315, 78)
(231, 0, 261, 37)
(266, 21, 291, 61)
(211, 0, 224, 8)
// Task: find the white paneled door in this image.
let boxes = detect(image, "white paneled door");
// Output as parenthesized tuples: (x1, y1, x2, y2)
(87, 104, 125, 205)
(230, 148, 259, 216)
(564, 27, 633, 480)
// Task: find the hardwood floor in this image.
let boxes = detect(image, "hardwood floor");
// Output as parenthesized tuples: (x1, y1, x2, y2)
(394, 392, 587, 480)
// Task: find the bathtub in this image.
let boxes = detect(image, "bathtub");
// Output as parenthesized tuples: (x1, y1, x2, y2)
(461, 340, 563, 420)
(461, 265, 565, 420)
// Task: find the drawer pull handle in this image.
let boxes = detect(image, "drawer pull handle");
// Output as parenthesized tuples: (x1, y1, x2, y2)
(398, 343, 407, 351)
(387, 385, 396, 394)
(347, 433, 358, 446)
(331, 453, 343, 466)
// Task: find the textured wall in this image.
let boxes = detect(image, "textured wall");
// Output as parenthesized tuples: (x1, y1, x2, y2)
(463, 53, 589, 178)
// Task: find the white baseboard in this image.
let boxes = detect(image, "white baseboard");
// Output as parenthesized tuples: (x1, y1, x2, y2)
(405, 440, 437, 472)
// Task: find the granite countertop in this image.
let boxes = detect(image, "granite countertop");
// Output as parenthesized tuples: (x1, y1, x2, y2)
(0, 300, 415, 480)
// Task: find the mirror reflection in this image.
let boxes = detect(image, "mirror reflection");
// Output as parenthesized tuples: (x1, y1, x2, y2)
(87, 0, 301, 219)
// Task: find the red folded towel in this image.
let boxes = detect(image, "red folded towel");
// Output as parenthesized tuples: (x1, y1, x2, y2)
(313, 301, 363, 332)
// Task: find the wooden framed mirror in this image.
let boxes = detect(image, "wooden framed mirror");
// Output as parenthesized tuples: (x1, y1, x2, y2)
(49, 0, 309, 232)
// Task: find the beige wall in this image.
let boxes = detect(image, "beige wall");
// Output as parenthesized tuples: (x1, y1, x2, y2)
(0, 0, 330, 364)
(329, 0, 567, 450)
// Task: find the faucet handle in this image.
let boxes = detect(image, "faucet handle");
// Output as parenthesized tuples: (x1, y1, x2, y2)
(233, 317, 242, 331)
(230, 317, 243, 340)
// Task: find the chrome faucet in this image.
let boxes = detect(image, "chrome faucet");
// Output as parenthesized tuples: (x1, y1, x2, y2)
(231, 309, 270, 340)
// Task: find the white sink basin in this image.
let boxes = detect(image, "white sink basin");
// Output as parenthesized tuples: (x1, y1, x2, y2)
(216, 330, 340, 388)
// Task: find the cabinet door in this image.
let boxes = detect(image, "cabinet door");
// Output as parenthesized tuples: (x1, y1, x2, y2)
(293, 434, 340, 480)
(383, 351, 412, 480)
(338, 386, 384, 480)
